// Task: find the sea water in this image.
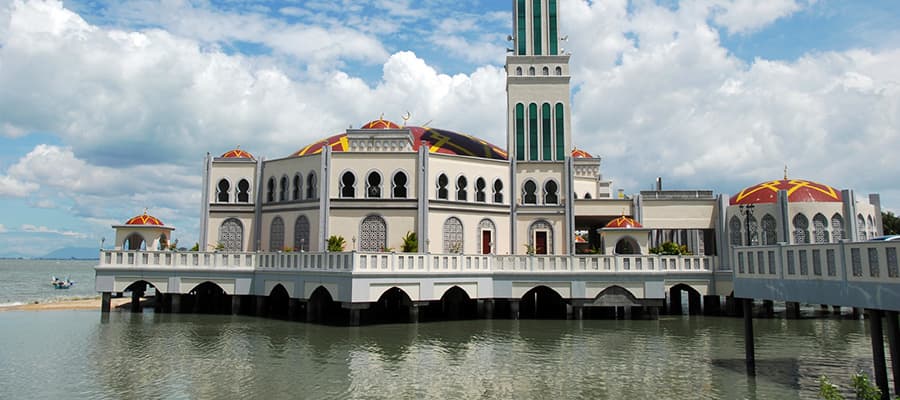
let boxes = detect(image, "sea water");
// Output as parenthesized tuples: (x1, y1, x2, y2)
(0, 259, 98, 306)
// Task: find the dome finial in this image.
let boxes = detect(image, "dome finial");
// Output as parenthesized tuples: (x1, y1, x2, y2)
(784, 164, 788, 180)
(402, 111, 411, 126)
(143, 207, 149, 216)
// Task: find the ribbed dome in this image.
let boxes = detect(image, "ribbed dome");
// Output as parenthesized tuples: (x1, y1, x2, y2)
(360, 119, 401, 129)
(572, 148, 593, 158)
(221, 148, 255, 160)
(605, 216, 642, 229)
(729, 179, 842, 205)
(293, 126, 507, 160)
(125, 212, 164, 226)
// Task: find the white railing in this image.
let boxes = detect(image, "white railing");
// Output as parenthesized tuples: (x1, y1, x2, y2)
(98, 250, 717, 275)
(733, 241, 900, 284)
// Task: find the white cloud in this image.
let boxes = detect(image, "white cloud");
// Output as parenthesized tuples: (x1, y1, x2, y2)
(0, 175, 39, 197)
(0, 224, 7, 233)
(709, 0, 811, 35)
(20, 224, 87, 238)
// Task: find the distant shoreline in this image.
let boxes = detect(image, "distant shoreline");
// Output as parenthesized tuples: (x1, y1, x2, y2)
(0, 297, 130, 312)
(0, 258, 99, 261)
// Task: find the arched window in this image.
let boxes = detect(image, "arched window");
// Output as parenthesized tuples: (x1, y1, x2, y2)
(544, 180, 558, 204)
(157, 234, 168, 250)
(359, 215, 387, 252)
(515, 67, 522, 76)
(366, 171, 382, 198)
(217, 179, 230, 202)
(493, 179, 503, 203)
(761, 214, 777, 245)
(475, 178, 486, 202)
(867, 215, 875, 237)
(831, 214, 844, 242)
(124, 233, 146, 251)
(219, 218, 243, 251)
(542, 103, 552, 160)
(294, 215, 310, 251)
(555, 66, 562, 75)
(293, 174, 302, 201)
(237, 179, 250, 203)
(729, 216, 742, 246)
(528, 220, 553, 254)
(437, 173, 449, 200)
(747, 215, 759, 245)
(857, 214, 867, 240)
(279, 176, 289, 202)
(266, 177, 275, 203)
(532, 0, 542, 55)
(542, 66, 549, 75)
(515, 103, 525, 161)
(813, 213, 829, 243)
(528, 66, 535, 76)
(523, 180, 537, 204)
(340, 171, 356, 198)
(528, 103, 538, 160)
(392, 171, 407, 198)
(456, 176, 468, 201)
(443, 217, 464, 253)
(555, 103, 565, 160)
(615, 237, 640, 254)
(584, 192, 592, 199)
(306, 172, 317, 199)
(270, 217, 284, 251)
(793, 214, 810, 244)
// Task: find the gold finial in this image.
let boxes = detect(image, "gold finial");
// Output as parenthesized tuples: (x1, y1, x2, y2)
(143, 207, 149, 216)
(401, 111, 411, 126)
(784, 165, 788, 180)
(379, 113, 384, 122)
(236, 144, 241, 150)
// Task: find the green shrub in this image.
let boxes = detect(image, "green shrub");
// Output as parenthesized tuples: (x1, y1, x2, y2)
(327, 235, 346, 252)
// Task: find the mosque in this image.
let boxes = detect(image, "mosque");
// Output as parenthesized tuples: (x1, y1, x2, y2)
(102, 0, 885, 324)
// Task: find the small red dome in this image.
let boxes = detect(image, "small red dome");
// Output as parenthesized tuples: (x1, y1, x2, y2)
(360, 119, 401, 129)
(730, 179, 842, 205)
(605, 216, 642, 229)
(221, 148, 255, 160)
(125, 213, 164, 226)
(572, 148, 593, 158)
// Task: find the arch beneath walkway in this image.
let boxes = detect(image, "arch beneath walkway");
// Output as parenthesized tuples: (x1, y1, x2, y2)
(268, 284, 291, 319)
(520, 285, 567, 319)
(439, 286, 477, 320)
(184, 281, 229, 314)
(668, 283, 703, 315)
(373, 287, 414, 324)
(592, 285, 640, 307)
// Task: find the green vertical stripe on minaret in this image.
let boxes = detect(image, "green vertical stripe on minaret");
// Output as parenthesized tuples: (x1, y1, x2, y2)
(555, 103, 565, 160)
(532, 0, 542, 55)
(542, 103, 552, 160)
(515, 103, 525, 160)
(549, 0, 558, 55)
(529, 103, 538, 160)
(517, 0, 526, 55)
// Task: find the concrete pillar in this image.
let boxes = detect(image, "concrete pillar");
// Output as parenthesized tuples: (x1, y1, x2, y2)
(647, 306, 660, 320)
(483, 299, 494, 319)
(509, 300, 520, 320)
(743, 298, 755, 376)
(623, 306, 632, 320)
(762, 300, 775, 318)
(409, 304, 420, 323)
(866, 309, 889, 399)
(255, 296, 267, 317)
(572, 306, 583, 320)
(688, 291, 702, 315)
(670, 290, 682, 315)
(231, 295, 242, 315)
(154, 294, 164, 312)
(342, 303, 369, 326)
(101, 292, 111, 313)
(348, 308, 361, 326)
(785, 301, 801, 319)
(853, 307, 863, 319)
(832, 305, 842, 315)
(288, 299, 300, 320)
(725, 295, 739, 317)
(131, 289, 144, 313)
(170, 294, 181, 313)
(703, 295, 721, 316)
(885, 310, 900, 396)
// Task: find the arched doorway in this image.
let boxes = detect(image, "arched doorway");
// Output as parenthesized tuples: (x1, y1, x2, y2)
(668, 283, 702, 315)
(528, 220, 553, 255)
(268, 284, 291, 319)
(478, 219, 496, 254)
(614, 237, 640, 254)
(520, 286, 567, 319)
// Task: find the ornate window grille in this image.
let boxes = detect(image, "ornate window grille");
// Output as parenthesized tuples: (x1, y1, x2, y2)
(793, 214, 809, 244)
(294, 216, 310, 251)
(813, 214, 829, 243)
(443, 217, 464, 253)
(360, 215, 387, 252)
(219, 218, 243, 251)
(270, 217, 284, 251)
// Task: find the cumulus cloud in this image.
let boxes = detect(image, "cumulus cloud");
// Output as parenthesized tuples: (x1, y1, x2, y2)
(21, 224, 87, 238)
(709, 0, 811, 35)
(0, 175, 39, 197)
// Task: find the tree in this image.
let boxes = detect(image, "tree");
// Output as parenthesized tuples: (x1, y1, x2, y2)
(883, 211, 900, 235)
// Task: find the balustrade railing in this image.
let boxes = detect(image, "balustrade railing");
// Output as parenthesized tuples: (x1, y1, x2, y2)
(98, 250, 717, 275)
(733, 241, 900, 284)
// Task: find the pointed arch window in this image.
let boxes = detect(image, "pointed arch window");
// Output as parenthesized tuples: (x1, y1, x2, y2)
(549, 0, 558, 55)
(279, 176, 289, 202)
(293, 174, 302, 201)
(831, 214, 844, 242)
(266, 177, 275, 203)
(270, 217, 284, 251)
(437, 173, 449, 200)
(542, 103, 552, 160)
(857, 214, 867, 240)
(813, 214, 829, 243)
(747, 215, 759, 245)
(555, 66, 562, 76)
(217, 179, 230, 202)
(237, 179, 250, 203)
(528, 66, 535, 76)
(294, 216, 310, 251)
(584, 192, 592, 199)
(340, 171, 356, 198)
(366, 171, 382, 198)
(761, 214, 777, 245)
(793, 214, 810, 244)
(456, 176, 468, 201)
(516, 67, 522, 76)
(392, 171, 408, 198)
(528, 103, 538, 160)
(493, 179, 504, 203)
(360, 215, 387, 252)
(867, 215, 875, 237)
(729, 216, 742, 246)
(555, 103, 565, 160)
(532, 0, 542, 55)
(515, 104, 525, 161)
(475, 178, 486, 202)
(544, 180, 558, 204)
(542, 66, 549, 76)
(516, 0, 526, 55)
(523, 180, 537, 204)
(219, 218, 243, 251)
(306, 172, 317, 199)
(443, 217, 464, 253)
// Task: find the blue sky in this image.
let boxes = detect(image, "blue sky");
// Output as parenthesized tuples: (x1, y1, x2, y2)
(1, 0, 899, 257)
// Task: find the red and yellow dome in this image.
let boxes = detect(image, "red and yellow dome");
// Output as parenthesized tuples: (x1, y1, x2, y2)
(125, 212, 164, 226)
(605, 216, 643, 229)
(572, 148, 593, 158)
(360, 118, 401, 130)
(729, 179, 842, 206)
(293, 125, 507, 160)
(221, 148, 255, 160)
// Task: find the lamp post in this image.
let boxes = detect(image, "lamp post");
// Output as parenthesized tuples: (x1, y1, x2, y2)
(740, 204, 755, 246)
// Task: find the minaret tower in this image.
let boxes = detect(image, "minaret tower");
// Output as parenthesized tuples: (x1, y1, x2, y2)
(507, 0, 573, 255)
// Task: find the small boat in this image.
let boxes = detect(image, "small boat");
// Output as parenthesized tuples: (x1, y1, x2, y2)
(51, 276, 74, 289)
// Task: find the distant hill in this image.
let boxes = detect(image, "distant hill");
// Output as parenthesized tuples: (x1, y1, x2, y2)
(38, 247, 100, 260)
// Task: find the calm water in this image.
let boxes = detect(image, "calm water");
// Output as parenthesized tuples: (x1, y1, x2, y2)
(0, 259, 98, 306)
(0, 260, 887, 399)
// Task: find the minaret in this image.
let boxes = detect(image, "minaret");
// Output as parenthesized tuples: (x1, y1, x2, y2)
(507, 0, 571, 161)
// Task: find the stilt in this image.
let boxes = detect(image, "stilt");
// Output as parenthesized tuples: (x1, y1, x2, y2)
(623, 306, 632, 320)
(866, 309, 889, 399)
(785, 301, 801, 319)
(484, 299, 494, 319)
(647, 306, 660, 320)
(572, 305, 583, 320)
(743, 298, 756, 376)
(342, 303, 369, 326)
(509, 300, 520, 320)
(885, 310, 900, 396)
(725, 295, 739, 317)
(409, 303, 420, 323)
(762, 300, 775, 318)
(131, 289, 144, 313)
(703, 295, 721, 316)
(476, 300, 485, 318)
(670, 290, 683, 314)
(170, 294, 181, 313)
(288, 299, 300, 320)
(348, 308, 361, 326)
(853, 307, 863, 319)
(101, 292, 111, 313)
(255, 296, 267, 317)
(231, 295, 242, 315)
(832, 305, 842, 315)
(688, 291, 702, 315)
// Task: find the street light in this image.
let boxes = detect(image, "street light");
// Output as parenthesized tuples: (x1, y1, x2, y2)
(740, 204, 755, 246)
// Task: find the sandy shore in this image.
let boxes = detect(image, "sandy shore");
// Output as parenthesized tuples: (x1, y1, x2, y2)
(1, 297, 132, 312)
